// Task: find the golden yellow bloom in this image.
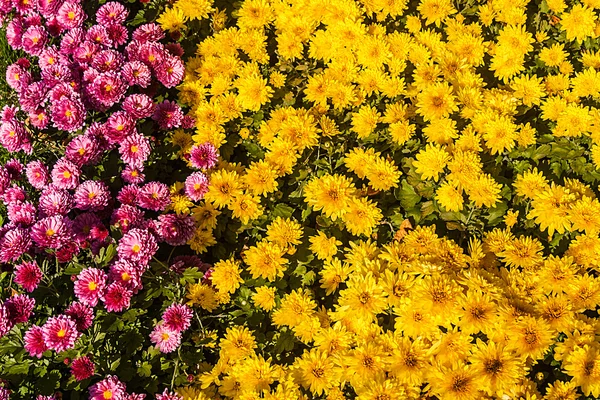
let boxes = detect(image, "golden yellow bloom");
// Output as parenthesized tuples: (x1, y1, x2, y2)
(219, 325, 257, 361)
(252, 286, 277, 311)
(244, 240, 288, 282)
(211, 258, 244, 294)
(413, 144, 450, 182)
(319, 258, 352, 295)
(309, 232, 342, 261)
(187, 283, 218, 311)
(295, 349, 336, 395)
(158, 7, 188, 32)
(435, 181, 464, 212)
(561, 5, 597, 42)
(416, 82, 458, 121)
(229, 192, 263, 224)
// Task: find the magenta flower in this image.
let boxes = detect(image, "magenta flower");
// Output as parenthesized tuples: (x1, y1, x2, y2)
(108, 260, 141, 291)
(89, 71, 127, 108)
(105, 112, 135, 144)
(51, 97, 86, 132)
(88, 26, 113, 48)
(121, 93, 154, 119)
(119, 134, 151, 168)
(25, 160, 49, 189)
(59, 27, 85, 55)
(0, 304, 12, 338)
(154, 55, 184, 88)
(111, 204, 144, 233)
(72, 213, 103, 243)
(74, 268, 107, 307)
(39, 46, 63, 70)
(39, 187, 73, 216)
(65, 135, 100, 166)
(31, 215, 72, 249)
(117, 228, 158, 265)
(56, 1, 86, 30)
(102, 283, 132, 313)
(138, 42, 166, 67)
(24, 325, 47, 358)
(74, 180, 110, 211)
(150, 324, 181, 353)
(121, 166, 146, 185)
(20, 82, 48, 113)
(0, 119, 31, 153)
(162, 304, 193, 332)
(152, 100, 183, 130)
(107, 25, 129, 47)
(22, 25, 47, 55)
(138, 182, 170, 211)
(5, 294, 35, 324)
(64, 302, 94, 331)
(155, 390, 183, 400)
(14, 261, 42, 292)
(89, 375, 126, 400)
(122, 61, 152, 88)
(51, 158, 80, 189)
(184, 172, 209, 201)
(189, 143, 218, 169)
(0, 227, 32, 263)
(6, 18, 24, 49)
(29, 109, 50, 129)
(6, 63, 32, 93)
(156, 214, 196, 246)
(117, 185, 140, 206)
(73, 40, 100, 64)
(96, 2, 129, 25)
(6, 201, 36, 226)
(132, 23, 165, 42)
(42, 315, 79, 352)
(71, 356, 95, 381)
(91, 50, 124, 73)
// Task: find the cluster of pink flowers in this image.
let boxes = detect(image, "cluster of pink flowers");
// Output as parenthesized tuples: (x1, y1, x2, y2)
(89, 375, 146, 400)
(0, 0, 219, 397)
(150, 303, 193, 353)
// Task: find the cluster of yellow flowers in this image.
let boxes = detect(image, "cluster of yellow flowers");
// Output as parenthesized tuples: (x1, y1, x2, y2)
(156, 0, 600, 397)
(180, 226, 600, 399)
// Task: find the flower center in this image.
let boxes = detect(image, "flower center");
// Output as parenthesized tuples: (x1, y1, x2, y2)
(57, 328, 67, 338)
(130, 145, 138, 153)
(88, 192, 96, 199)
(132, 244, 141, 253)
(88, 281, 97, 291)
(63, 171, 71, 179)
(161, 332, 170, 341)
(46, 229, 55, 236)
(67, 11, 75, 20)
(103, 391, 113, 400)
(122, 272, 131, 281)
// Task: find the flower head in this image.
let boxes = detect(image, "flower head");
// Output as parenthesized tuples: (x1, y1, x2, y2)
(24, 325, 47, 358)
(162, 303, 193, 332)
(71, 356, 95, 381)
(150, 323, 182, 353)
(14, 261, 43, 292)
(42, 315, 79, 352)
(74, 268, 107, 307)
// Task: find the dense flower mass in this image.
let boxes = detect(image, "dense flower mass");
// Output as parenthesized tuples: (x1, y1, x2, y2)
(2, 0, 600, 397)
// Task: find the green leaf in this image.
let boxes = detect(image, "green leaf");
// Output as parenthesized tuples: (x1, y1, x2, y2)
(272, 203, 294, 219)
(396, 180, 421, 210)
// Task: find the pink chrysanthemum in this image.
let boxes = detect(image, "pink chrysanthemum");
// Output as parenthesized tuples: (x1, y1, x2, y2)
(51, 97, 86, 132)
(89, 375, 126, 400)
(6, 294, 35, 324)
(121, 93, 154, 119)
(39, 187, 73, 216)
(71, 356, 95, 381)
(92, 49, 124, 72)
(14, 261, 42, 293)
(64, 302, 94, 331)
(25, 160, 49, 189)
(108, 260, 141, 291)
(42, 315, 79, 352)
(87, 26, 113, 48)
(7, 201, 36, 226)
(126, 394, 146, 400)
(111, 205, 144, 233)
(154, 56, 184, 88)
(5, 159, 23, 180)
(89, 71, 127, 108)
(72, 213, 103, 243)
(0, 227, 31, 263)
(22, 25, 47, 55)
(51, 158, 80, 189)
(56, 1, 86, 30)
(122, 61, 152, 89)
(150, 324, 182, 353)
(121, 166, 146, 185)
(188, 144, 218, 170)
(117, 185, 140, 206)
(38, 0, 62, 17)
(102, 283, 132, 313)
(74, 268, 107, 307)
(6, 18, 23, 50)
(6, 63, 32, 93)
(74, 180, 110, 211)
(38, 46, 63, 70)
(0, 119, 31, 153)
(152, 100, 183, 130)
(107, 25, 129, 47)
(29, 108, 50, 129)
(3, 185, 27, 204)
(117, 228, 158, 265)
(119, 134, 151, 168)
(59, 27, 85, 55)
(96, 2, 129, 25)
(31, 215, 72, 249)
(65, 135, 101, 167)
(24, 325, 47, 358)
(138, 42, 166, 67)
(138, 182, 170, 211)
(156, 214, 196, 246)
(132, 23, 165, 42)
(155, 390, 183, 400)
(19, 82, 48, 113)
(184, 172, 209, 201)
(105, 111, 136, 144)
(73, 41, 100, 64)
(162, 304, 193, 333)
